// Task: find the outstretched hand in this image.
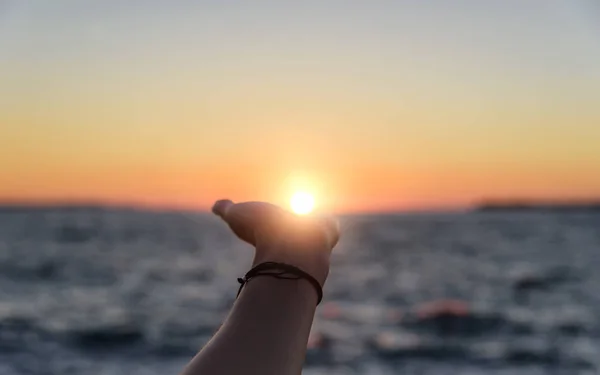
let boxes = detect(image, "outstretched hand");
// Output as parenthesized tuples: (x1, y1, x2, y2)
(212, 199, 340, 286)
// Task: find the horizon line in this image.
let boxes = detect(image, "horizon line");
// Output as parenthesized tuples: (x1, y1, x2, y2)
(1, 197, 600, 216)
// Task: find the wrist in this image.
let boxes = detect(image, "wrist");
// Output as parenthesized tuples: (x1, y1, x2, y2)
(238, 262, 324, 304)
(252, 250, 330, 287)
(239, 274, 320, 308)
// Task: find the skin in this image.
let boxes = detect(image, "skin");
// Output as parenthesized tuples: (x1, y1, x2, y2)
(180, 200, 340, 375)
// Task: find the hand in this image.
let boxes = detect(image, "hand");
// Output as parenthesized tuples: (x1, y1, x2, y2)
(212, 200, 340, 286)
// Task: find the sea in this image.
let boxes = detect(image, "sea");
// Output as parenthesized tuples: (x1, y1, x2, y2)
(0, 206, 599, 375)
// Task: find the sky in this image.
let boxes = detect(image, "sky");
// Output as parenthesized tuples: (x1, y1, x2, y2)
(1, 0, 599, 213)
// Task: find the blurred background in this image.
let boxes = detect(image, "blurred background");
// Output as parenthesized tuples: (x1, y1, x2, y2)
(1, 1, 599, 374)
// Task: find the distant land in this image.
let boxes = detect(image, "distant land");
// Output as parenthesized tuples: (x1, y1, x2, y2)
(475, 201, 600, 213)
(0, 202, 196, 214)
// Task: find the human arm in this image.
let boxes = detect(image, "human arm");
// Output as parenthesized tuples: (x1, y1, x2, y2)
(180, 200, 339, 375)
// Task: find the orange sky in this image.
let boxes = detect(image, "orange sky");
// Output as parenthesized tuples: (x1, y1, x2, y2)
(1, 2, 599, 213)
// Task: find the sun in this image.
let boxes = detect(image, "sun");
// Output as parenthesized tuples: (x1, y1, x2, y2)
(290, 191, 315, 215)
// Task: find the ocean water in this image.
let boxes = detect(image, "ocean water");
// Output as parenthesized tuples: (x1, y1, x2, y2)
(0, 207, 599, 375)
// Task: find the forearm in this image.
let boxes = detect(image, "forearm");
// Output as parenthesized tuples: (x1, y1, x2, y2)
(181, 276, 318, 375)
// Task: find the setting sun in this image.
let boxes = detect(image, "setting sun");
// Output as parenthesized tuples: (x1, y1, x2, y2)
(290, 191, 315, 215)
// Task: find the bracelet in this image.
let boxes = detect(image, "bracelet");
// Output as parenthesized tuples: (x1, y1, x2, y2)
(236, 262, 323, 305)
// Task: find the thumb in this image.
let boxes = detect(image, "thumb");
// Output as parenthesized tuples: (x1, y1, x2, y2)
(212, 200, 282, 246)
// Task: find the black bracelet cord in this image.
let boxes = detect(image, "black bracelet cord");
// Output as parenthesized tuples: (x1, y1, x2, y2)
(237, 262, 323, 305)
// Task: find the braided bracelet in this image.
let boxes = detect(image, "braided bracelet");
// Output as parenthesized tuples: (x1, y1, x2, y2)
(236, 262, 323, 305)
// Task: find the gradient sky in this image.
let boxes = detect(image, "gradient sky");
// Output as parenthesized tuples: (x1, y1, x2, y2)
(1, 0, 599, 212)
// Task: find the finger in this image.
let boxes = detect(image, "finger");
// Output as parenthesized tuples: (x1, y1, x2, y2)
(212, 200, 283, 246)
(212, 199, 255, 245)
(212, 199, 234, 218)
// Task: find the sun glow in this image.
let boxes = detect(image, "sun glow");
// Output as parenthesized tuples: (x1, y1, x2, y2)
(290, 191, 315, 215)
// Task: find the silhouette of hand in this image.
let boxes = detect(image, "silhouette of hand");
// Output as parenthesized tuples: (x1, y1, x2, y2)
(212, 200, 339, 286)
